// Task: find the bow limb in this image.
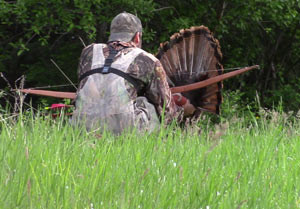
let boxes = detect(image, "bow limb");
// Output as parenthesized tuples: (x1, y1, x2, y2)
(170, 65, 259, 94)
(18, 89, 76, 99)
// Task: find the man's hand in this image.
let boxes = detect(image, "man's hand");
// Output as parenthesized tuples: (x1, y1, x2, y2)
(182, 99, 196, 116)
(173, 93, 196, 116)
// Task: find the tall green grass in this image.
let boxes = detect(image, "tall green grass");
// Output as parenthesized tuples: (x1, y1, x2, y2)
(1, 108, 300, 209)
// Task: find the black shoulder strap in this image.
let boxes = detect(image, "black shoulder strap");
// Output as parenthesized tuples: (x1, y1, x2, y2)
(79, 46, 145, 91)
(79, 67, 144, 91)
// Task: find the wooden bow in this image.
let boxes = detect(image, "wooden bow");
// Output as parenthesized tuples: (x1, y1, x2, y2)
(18, 65, 259, 99)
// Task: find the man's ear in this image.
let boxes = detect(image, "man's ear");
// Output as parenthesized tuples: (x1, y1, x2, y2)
(133, 32, 140, 45)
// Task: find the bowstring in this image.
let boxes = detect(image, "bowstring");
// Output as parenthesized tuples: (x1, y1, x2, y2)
(166, 66, 250, 75)
(220, 67, 247, 71)
(50, 59, 78, 90)
(18, 67, 248, 89)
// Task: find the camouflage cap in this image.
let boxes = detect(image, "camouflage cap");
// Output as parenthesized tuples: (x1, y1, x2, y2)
(108, 12, 142, 43)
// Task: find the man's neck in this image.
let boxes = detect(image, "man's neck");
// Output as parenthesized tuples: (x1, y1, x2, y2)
(108, 41, 137, 49)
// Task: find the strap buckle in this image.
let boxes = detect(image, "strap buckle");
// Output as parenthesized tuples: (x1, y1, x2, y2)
(102, 66, 110, 74)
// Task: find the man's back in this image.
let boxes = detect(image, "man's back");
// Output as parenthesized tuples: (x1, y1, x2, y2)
(72, 42, 180, 134)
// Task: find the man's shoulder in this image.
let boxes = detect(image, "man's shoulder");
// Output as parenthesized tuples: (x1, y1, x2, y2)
(81, 43, 106, 53)
(79, 43, 109, 63)
(133, 48, 159, 63)
(80, 44, 94, 58)
(127, 48, 162, 78)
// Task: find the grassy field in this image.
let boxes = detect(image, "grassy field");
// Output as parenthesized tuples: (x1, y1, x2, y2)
(1, 108, 300, 209)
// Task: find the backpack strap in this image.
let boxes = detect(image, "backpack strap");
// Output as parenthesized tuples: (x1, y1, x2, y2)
(101, 45, 118, 73)
(79, 46, 145, 92)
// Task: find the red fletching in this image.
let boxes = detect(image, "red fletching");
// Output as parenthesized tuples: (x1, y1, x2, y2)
(173, 94, 187, 106)
(50, 104, 73, 109)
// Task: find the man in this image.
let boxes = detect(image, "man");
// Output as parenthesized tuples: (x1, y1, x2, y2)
(72, 12, 195, 134)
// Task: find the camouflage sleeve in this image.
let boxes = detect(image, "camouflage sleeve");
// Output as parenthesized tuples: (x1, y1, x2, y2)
(77, 44, 94, 90)
(145, 61, 183, 123)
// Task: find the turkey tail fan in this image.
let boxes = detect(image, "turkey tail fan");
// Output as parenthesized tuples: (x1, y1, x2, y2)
(156, 26, 223, 115)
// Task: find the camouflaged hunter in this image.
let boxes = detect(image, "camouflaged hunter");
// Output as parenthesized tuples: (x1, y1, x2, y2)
(19, 16, 259, 124)
(71, 12, 183, 134)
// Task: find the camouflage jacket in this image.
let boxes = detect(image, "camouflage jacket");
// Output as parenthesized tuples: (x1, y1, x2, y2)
(73, 41, 182, 133)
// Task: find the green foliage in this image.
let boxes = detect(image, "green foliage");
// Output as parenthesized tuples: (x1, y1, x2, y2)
(1, 0, 300, 110)
(0, 0, 156, 85)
